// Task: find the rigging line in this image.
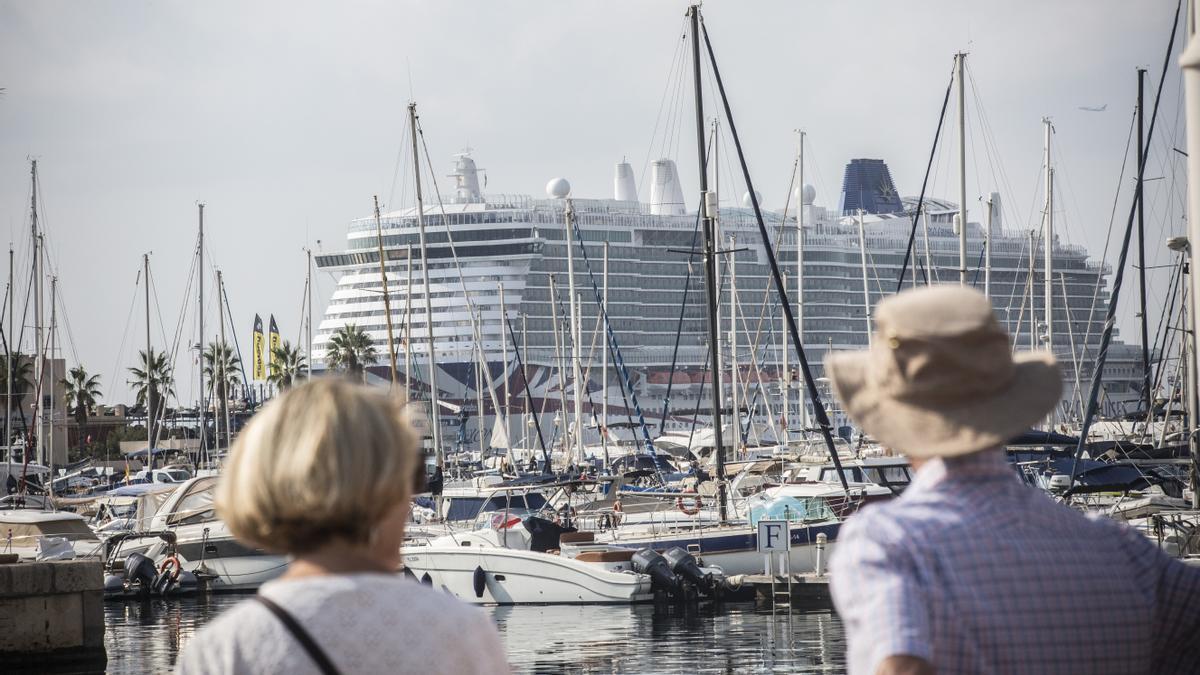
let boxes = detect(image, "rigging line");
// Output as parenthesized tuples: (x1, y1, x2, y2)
(51, 284, 81, 366)
(1148, 257, 1183, 395)
(1070, 0, 1183, 490)
(500, 310, 549, 462)
(417, 116, 521, 443)
(387, 119, 412, 213)
(640, 25, 688, 193)
(661, 129, 713, 424)
(110, 271, 140, 408)
(220, 281, 253, 399)
(729, 149, 800, 396)
(146, 266, 174, 376)
(1079, 109, 1138, 363)
(895, 65, 953, 292)
(701, 16, 851, 491)
(966, 63, 1022, 233)
(564, 187, 664, 464)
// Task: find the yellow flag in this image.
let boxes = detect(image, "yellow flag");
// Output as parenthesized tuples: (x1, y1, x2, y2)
(252, 314, 266, 380)
(268, 315, 281, 362)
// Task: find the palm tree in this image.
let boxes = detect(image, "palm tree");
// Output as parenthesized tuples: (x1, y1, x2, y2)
(0, 352, 34, 412)
(325, 324, 377, 381)
(203, 341, 241, 426)
(267, 340, 308, 392)
(0, 352, 35, 446)
(128, 348, 174, 445)
(62, 366, 102, 456)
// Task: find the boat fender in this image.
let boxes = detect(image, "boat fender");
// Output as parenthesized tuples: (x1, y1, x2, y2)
(676, 491, 702, 516)
(420, 572, 433, 586)
(473, 566, 486, 598)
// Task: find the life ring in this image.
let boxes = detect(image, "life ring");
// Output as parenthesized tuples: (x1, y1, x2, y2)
(676, 491, 702, 516)
(158, 555, 182, 582)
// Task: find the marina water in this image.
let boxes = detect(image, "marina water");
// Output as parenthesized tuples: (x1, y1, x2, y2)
(101, 596, 845, 674)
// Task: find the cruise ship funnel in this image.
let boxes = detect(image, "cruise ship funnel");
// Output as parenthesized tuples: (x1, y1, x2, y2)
(615, 162, 638, 202)
(650, 159, 686, 215)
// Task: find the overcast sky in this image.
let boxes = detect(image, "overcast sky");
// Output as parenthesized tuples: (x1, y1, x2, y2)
(0, 0, 1190, 404)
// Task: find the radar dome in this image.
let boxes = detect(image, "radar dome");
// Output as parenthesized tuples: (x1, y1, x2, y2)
(546, 177, 571, 199)
(741, 190, 763, 208)
(792, 184, 817, 206)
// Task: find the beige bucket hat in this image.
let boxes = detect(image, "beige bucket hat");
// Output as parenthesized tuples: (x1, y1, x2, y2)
(823, 285, 1062, 458)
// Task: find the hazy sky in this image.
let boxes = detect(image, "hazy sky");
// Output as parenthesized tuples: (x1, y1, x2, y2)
(0, 0, 1190, 404)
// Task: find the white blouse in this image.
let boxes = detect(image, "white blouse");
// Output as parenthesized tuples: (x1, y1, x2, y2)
(175, 573, 509, 674)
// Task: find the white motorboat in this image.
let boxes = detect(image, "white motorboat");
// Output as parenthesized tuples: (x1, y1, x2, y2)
(141, 476, 288, 591)
(403, 518, 653, 605)
(0, 509, 103, 560)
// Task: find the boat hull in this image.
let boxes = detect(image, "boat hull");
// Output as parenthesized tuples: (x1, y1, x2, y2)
(601, 521, 840, 576)
(401, 546, 653, 605)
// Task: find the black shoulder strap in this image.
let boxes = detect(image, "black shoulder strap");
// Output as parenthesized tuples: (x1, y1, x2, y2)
(254, 595, 341, 675)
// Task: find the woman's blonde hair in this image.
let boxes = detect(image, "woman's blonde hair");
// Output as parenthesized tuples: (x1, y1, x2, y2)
(216, 378, 420, 553)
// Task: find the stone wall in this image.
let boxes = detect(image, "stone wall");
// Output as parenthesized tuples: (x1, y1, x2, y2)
(0, 559, 105, 671)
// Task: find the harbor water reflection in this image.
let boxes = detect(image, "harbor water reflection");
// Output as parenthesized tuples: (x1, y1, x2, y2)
(102, 595, 846, 674)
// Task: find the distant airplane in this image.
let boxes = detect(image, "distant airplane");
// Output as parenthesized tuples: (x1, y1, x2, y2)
(1078, 104, 1108, 112)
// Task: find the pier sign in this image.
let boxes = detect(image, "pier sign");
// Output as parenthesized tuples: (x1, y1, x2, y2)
(756, 520, 790, 553)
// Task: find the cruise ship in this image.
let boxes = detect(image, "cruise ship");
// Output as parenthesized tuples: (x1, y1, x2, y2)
(314, 154, 1144, 450)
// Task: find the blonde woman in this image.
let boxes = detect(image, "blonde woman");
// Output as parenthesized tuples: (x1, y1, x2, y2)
(176, 379, 508, 675)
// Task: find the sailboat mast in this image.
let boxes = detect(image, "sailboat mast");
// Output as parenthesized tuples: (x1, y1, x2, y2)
(5, 247, 11, 476)
(373, 195, 399, 388)
(217, 270, 230, 450)
(306, 247, 314, 382)
(956, 52, 968, 286)
(729, 233, 739, 460)
(1043, 118, 1054, 359)
(404, 243, 414, 400)
(198, 203, 206, 460)
(858, 210, 872, 348)
(794, 130, 805, 434)
(1180, 0, 1200, 508)
(563, 200, 585, 467)
(601, 242, 610, 470)
(48, 276, 56, 497)
(984, 196, 993, 299)
(689, 4, 727, 521)
(1137, 67, 1152, 414)
(31, 162, 44, 468)
(144, 253, 153, 465)
(499, 282, 509, 454)
(409, 102, 443, 468)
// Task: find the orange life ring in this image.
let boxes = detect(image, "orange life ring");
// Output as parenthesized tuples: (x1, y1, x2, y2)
(158, 555, 182, 582)
(676, 491, 702, 516)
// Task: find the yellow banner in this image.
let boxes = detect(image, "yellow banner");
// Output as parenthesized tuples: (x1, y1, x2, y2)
(252, 314, 266, 380)
(269, 315, 281, 359)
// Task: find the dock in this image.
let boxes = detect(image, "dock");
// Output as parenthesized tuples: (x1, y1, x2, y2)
(738, 572, 833, 611)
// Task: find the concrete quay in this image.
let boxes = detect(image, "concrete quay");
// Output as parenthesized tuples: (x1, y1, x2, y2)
(0, 559, 106, 672)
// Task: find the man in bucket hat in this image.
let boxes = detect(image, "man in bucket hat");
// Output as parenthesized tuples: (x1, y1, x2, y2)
(827, 285, 1200, 675)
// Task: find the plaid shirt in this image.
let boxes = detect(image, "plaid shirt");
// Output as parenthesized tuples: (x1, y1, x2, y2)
(830, 450, 1200, 675)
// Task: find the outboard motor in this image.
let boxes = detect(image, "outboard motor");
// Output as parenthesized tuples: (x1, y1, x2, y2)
(123, 552, 158, 596)
(662, 547, 713, 592)
(631, 548, 681, 595)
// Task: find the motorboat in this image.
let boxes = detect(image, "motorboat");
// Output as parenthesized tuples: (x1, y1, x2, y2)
(101, 531, 200, 599)
(140, 476, 288, 591)
(0, 509, 103, 560)
(403, 514, 726, 605)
